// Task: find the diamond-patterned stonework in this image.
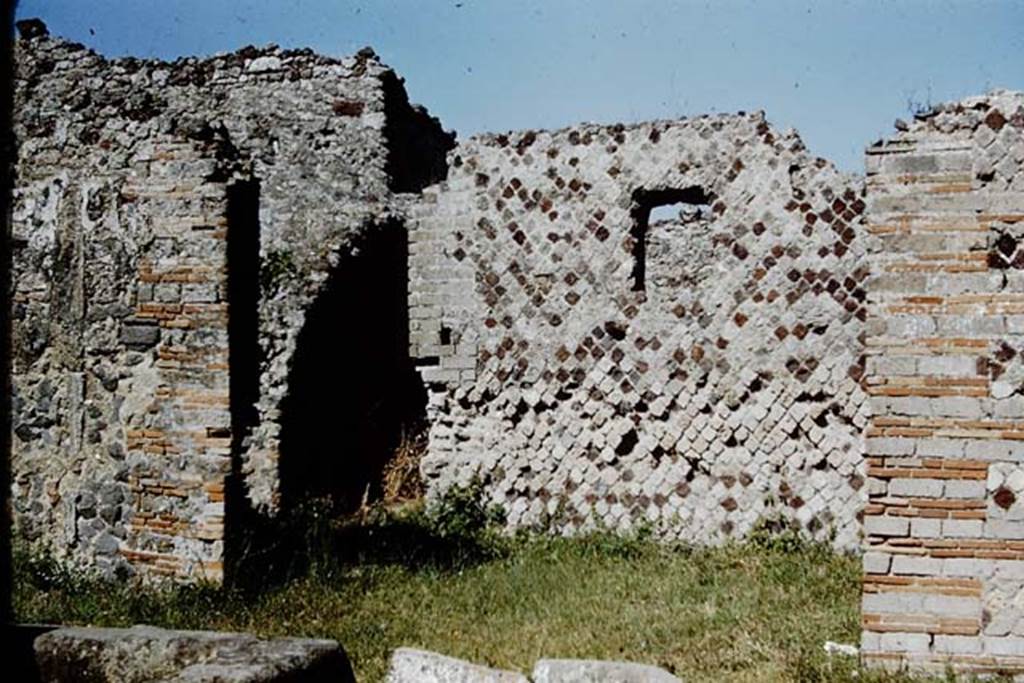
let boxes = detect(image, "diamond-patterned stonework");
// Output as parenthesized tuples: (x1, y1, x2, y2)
(410, 113, 871, 548)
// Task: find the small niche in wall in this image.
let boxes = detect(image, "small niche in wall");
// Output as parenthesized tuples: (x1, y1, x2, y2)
(629, 186, 712, 291)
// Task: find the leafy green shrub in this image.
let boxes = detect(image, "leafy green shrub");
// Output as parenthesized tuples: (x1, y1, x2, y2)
(426, 476, 506, 544)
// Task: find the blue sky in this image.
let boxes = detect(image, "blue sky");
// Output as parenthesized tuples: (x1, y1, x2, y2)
(15, 0, 1024, 171)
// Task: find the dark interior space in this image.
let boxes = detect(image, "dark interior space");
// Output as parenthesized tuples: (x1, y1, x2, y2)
(278, 220, 426, 516)
(224, 179, 263, 577)
(629, 186, 712, 291)
(381, 70, 456, 193)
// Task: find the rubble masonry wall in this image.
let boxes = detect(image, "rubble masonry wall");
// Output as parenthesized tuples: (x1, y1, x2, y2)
(10, 23, 450, 579)
(14, 30, 1024, 678)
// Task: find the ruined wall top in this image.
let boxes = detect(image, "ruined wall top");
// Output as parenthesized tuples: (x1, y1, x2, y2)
(871, 90, 1024, 195)
(9, 20, 454, 578)
(893, 90, 1024, 136)
(14, 18, 416, 200)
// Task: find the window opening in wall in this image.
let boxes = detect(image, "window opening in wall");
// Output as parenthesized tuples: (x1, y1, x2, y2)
(647, 202, 711, 223)
(629, 186, 712, 291)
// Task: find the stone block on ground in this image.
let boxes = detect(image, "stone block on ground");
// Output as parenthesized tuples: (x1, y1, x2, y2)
(33, 625, 354, 683)
(385, 648, 529, 683)
(531, 658, 681, 683)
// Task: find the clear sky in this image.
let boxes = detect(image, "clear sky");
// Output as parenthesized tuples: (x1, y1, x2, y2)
(14, 0, 1024, 171)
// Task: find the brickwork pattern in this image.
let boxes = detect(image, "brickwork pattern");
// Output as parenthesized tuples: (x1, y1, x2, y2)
(11, 130, 232, 580)
(409, 114, 871, 546)
(862, 91, 1024, 674)
(119, 141, 233, 580)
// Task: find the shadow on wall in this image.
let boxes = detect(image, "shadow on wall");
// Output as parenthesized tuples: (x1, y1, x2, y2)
(381, 70, 456, 193)
(4, 7, 20, 630)
(278, 221, 426, 515)
(225, 178, 262, 578)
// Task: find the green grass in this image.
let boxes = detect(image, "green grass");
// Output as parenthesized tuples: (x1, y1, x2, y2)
(11, 494, 970, 682)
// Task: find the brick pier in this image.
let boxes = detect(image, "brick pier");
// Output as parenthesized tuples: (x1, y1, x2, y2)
(862, 92, 1024, 673)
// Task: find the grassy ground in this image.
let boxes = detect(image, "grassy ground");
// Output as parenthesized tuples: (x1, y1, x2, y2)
(12, 490, 963, 682)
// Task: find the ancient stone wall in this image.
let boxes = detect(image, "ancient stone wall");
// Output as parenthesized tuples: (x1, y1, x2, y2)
(409, 114, 871, 547)
(13, 39, 1024, 683)
(11, 123, 234, 580)
(862, 91, 1024, 674)
(10, 22, 451, 579)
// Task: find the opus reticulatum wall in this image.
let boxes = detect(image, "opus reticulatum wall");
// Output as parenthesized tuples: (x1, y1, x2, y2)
(408, 114, 871, 548)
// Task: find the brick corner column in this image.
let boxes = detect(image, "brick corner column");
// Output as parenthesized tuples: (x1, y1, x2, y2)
(862, 95, 1024, 675)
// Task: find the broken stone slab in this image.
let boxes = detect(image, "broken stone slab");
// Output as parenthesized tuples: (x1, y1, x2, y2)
(531, 658, 681, 683)
(385, 647, 529, 683)
(34, 624, 354, 683)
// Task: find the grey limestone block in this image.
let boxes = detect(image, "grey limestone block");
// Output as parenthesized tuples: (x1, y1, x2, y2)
(385, 648, 529, 683)
(532, 658, 681, 683)
(119, 320, 161, 350)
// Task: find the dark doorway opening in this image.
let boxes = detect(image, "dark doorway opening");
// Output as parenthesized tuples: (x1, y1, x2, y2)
(225, 178, 262, 576)
(629, 186, 712, 291)
(278, 220, 426, 515)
